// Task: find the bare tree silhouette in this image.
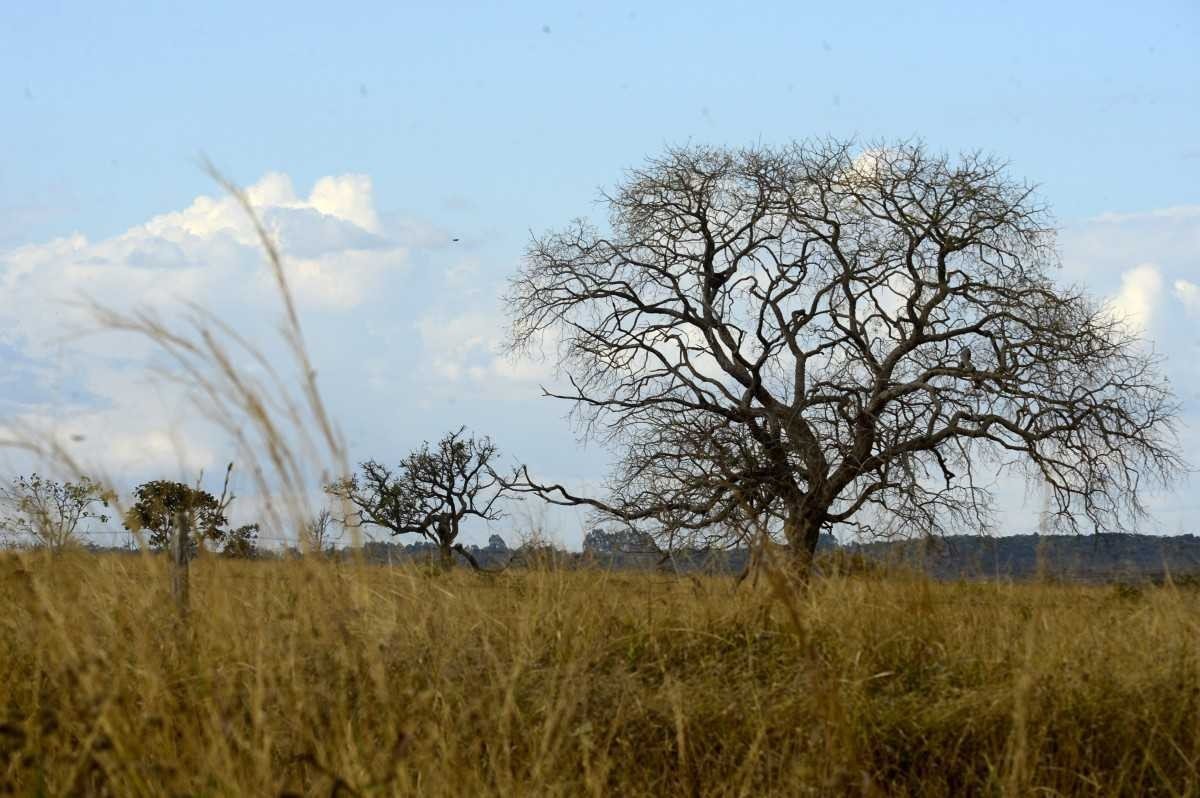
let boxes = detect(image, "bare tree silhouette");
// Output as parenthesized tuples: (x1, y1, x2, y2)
(505, 140, 1182, 573)
(326, 428, 512, 569)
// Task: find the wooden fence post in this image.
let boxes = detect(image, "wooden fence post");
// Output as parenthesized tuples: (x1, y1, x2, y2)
(170, 514, 190, 618)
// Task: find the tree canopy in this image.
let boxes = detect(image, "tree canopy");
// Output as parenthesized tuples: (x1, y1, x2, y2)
(123, 479, 229, 552)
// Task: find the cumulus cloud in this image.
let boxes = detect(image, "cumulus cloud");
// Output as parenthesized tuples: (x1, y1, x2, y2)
(1061, 207, 1200, 290)
(0, 172, 407, 353)
(1108, 264, 1163, 331)
(308, 175, 381, 233)
(0, 171, 412, 484)
(1061, 206, 1200, 341)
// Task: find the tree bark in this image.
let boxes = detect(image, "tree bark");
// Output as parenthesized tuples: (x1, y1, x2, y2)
(782, 502, 825, 578)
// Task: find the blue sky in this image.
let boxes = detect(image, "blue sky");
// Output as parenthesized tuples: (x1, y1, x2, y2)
(1, 2, 1197, 546)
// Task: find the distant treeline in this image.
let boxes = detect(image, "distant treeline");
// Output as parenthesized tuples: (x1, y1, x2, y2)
(855, 532, 1200, 582)
(72, 530, 1200, 582)
(340, 531, 1200, 583)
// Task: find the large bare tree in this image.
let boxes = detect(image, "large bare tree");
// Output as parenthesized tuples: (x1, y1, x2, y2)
(326, 428, 510, 569)
(505, 140, 1181, 571)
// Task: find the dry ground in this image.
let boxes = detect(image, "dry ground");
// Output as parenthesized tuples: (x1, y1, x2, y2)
(0, 552, 1197, 796)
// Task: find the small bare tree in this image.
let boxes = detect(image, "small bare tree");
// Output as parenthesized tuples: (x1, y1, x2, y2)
(301, 507, 341, 554)
(326, 428, 512, 569)
(0, 473, 112, 552)
(505, 140, 1182, 573)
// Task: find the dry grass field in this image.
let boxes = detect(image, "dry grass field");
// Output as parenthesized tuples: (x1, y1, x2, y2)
(0, 552, 1197, 796)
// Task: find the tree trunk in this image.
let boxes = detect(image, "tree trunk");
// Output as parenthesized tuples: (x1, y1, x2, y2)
(782, 502, 825, 578)
(433, 515, 457, 570)
(452, 543, 484, 572)
(170, 519, 190, 619)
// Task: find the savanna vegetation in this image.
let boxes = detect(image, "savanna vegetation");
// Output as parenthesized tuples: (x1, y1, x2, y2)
(0, 552, 1197, 796)
(1, 139, 1191, 796)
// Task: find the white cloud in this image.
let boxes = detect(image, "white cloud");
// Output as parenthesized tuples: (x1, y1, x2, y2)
(1061, 207, 1200, 291)
(0, 171, 414, 486)
(1176, 280, 1200, 315)
(1061, 205, 1200, 337)
(415, 312, 495, 381)
(308, 175, 381, 233)
(415, 310, 555, 388)
(1108, 264, 1163, 331)
(267, 249, 393, 310)
(138, 172, 383, 243)
(0, 173, 407, 357)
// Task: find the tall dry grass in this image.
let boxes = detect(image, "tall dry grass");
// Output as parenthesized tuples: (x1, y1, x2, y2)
(0, 553, 1197, 796)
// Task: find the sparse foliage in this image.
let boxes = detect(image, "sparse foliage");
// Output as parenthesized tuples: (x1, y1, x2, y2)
(0, 473, 112, 551)
(326, 428, 514, 569)
(506, 140, 1182, 570)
